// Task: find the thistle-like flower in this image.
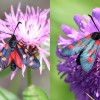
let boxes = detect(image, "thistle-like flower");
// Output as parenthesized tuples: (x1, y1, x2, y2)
(57, 8, 100, 100)
(0, 3, 50, 79)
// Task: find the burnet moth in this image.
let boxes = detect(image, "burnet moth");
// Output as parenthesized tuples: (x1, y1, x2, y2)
(0, 22, 40, 72)
(60, 15, 100, 72)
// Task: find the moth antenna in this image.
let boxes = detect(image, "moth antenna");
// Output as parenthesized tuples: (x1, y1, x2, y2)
(88, 14, 100, 32)
(13, 22, 22, 35)
(0, 22, 22, 36)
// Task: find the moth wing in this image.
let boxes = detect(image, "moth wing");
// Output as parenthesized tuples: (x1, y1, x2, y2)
(16, 44, 40, 69)
(0, 44, 12, 72)
(10, 50, 23, 69)
(61, 34, 92, 56)
(80, 40, 100, 72)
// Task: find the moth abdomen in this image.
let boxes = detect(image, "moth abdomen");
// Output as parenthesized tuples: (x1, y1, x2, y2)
(10, 60, 16, 71)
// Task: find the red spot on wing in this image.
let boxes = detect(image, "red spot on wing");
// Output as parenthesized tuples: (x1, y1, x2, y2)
(11, 50, 23, 69)
(68, 45, 74, 49)
(87, 57, 92, 63)
(77, 43, 82, 46)
(77, 40, 81, 43)
(93, 49, 96, 53)
(88, 50, 92, 54)
(85, 34, 91, 39)
(95, 40, 100, 45)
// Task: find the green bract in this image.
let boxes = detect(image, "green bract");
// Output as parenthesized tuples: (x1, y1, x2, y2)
(23, 85, 49, 100)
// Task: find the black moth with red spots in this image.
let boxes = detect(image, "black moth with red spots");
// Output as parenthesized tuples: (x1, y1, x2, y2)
(60, 15, 100, 72)
(0, 22, 40, 72)
(76, 32, 100, 65)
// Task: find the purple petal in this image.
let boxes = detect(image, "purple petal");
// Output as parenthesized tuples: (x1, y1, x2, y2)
(92, 8, 100, 20)
(61, 24, 80, 39)
(74, 15, 86, 30)
(10, 68, 18, 80)
(74, 15, 83, 26)
(58, 35, 73, 46)
(96, 90, 99, 97)
(39, 54, 43, 75)
(22, 65, 26, 77)
(61, 24, 72, 34)
(42, 53, 50, 71)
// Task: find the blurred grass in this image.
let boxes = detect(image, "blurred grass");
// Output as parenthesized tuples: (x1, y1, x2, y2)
(50, 0, 100, 100)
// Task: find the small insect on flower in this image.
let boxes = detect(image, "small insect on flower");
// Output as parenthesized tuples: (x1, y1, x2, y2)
(60, 15, 100, 72)
(0, 3, 50, 77)
(0, 22, 40, 72)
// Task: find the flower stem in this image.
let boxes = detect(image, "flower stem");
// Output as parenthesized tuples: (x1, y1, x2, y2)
(27, 68, 32, 86)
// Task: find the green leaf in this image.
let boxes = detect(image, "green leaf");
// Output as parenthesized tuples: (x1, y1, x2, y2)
(0, 66, 11, 78)
(0, 87, 19, 100)
(22, 85, 49, 100)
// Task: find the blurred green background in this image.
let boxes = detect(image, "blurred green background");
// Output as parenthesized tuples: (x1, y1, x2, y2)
(50, 0, 100, 100)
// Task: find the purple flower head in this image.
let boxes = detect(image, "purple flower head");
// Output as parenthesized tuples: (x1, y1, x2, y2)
(0, 3, 50, 79)
(57, 8, 100, 100)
